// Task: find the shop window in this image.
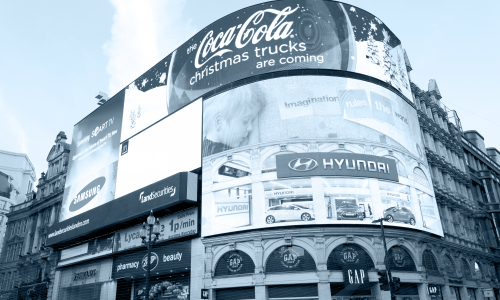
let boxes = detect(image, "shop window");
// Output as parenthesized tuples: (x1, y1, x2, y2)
(268, 284, 318, 300)
(443, 255, 457, 277)
(216, 287, 255, 300)
(422, 250, 439, 275)
(413, 167, 430, 187)
(214, 250, 255, 276)
(330, 283, 374, 299)
(327, 244, 374, 271)
(132, 273, 190, 300)
(59, 282, 102, 300)
(265, 246, 316, 273)
(327, 244, 374, 298)
(387, 246, 416, 272)
(395, 283, 419, 298)
(467, 288, 477, 300)
(461, 259, 473, 279)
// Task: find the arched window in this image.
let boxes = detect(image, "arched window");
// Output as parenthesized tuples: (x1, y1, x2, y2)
(214, 250, 255, 276)
(443, 255, 457, 277)
(327, 244, 374, 271)
(413, 167, 430, 187)
(265, 246, 316, 273)
(387, 246, 416, 271)
(422, 250, 439, 274)
(461, 259, 472, 279)
(474, 262, 483, 279)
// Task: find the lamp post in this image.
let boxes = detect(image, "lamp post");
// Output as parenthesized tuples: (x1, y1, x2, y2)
(372, 217, 395, 300)
(140, 210, 161, 300)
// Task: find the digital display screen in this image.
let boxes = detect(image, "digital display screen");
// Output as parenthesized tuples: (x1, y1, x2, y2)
(201, 76, 442, 237)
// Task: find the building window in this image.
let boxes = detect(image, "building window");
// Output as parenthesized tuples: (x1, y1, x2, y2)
(387, 246, 417, 272)
(443, 255, 457, 277)
(422, 250, 439, 275)
(413, 167, 430, 187)
(474, 262, 483, 279)
(214, 250, 255, 277)
(265, 246, 316, 273)
(462, 259, 473, 279)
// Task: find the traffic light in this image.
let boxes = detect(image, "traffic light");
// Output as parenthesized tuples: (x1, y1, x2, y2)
(392, 277, 401, 292)
(377, 270, 390, 291)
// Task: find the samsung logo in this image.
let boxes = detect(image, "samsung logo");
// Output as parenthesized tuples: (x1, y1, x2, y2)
(70, 177, 106, 212)
(288, 158, 318, 172)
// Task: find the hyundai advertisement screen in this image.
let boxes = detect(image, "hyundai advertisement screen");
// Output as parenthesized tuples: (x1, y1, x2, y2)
(201, 76, 443, 237)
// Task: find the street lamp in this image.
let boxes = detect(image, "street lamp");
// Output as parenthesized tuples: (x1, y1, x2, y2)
(140, 210, 161, 300)
(372, 217, 396, 300)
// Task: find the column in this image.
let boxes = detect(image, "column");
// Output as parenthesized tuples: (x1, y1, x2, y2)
(370, 283, 384, 300)
(459, 286, 469, 300)
(442, 285, 452, 300)
(49, 206, 56, 226)
(31, 213, 42, 253)
(418, 283, 430, 300)
(255, 285, 267, 300)
(50, 270, 61, 300)
(318, 282, 331, 300)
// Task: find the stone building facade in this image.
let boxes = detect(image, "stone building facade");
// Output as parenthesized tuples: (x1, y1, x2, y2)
(0, 132, 69, 300)
(0, 150, 36, 257)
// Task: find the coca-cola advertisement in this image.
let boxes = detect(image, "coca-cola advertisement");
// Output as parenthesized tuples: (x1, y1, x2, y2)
(122, 0, 411, 138)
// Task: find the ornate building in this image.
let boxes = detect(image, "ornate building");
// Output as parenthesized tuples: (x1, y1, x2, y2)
(0, 150, 36, 257)
(411, 65, 500, 299)
(0, 132, 69, 300)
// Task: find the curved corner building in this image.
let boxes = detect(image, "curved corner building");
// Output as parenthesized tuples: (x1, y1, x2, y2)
(40, 1, 499, 300)
(196, 1, 439, 300)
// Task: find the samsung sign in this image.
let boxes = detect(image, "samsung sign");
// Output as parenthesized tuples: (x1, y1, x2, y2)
(276, 153, 399, 182)
(46, 172, 197, 246)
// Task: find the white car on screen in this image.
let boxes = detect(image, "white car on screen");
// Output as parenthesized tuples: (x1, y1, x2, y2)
(265, 204, 315, 224)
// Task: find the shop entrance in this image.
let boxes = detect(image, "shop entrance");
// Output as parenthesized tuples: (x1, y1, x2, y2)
(450, 286, 462, 300)
(268, 284, 318, 300)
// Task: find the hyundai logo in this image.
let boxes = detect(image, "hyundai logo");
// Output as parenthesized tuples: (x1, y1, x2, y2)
(288, 158, 318, 171)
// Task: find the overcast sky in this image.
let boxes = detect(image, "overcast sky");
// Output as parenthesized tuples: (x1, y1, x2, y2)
(1, 0, 499, 184)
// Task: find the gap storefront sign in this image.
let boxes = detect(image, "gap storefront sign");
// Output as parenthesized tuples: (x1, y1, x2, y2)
(112, 241, 191, 279)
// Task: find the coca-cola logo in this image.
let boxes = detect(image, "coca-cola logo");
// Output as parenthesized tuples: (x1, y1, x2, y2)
(194, 6, 298, 69)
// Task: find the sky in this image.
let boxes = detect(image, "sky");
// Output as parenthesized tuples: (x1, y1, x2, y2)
(0, 0, 499, 186)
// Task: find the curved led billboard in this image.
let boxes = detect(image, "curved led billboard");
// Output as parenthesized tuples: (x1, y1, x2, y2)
(201, 76, 443, 237)
(122, 0, 412, 142)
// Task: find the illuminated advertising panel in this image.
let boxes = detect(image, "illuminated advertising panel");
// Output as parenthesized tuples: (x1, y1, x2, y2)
(121, 0, 411, 138)
(201, 76, 442, 237)
(60, 91, 125, 222)
(115, 99, 202, 198)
